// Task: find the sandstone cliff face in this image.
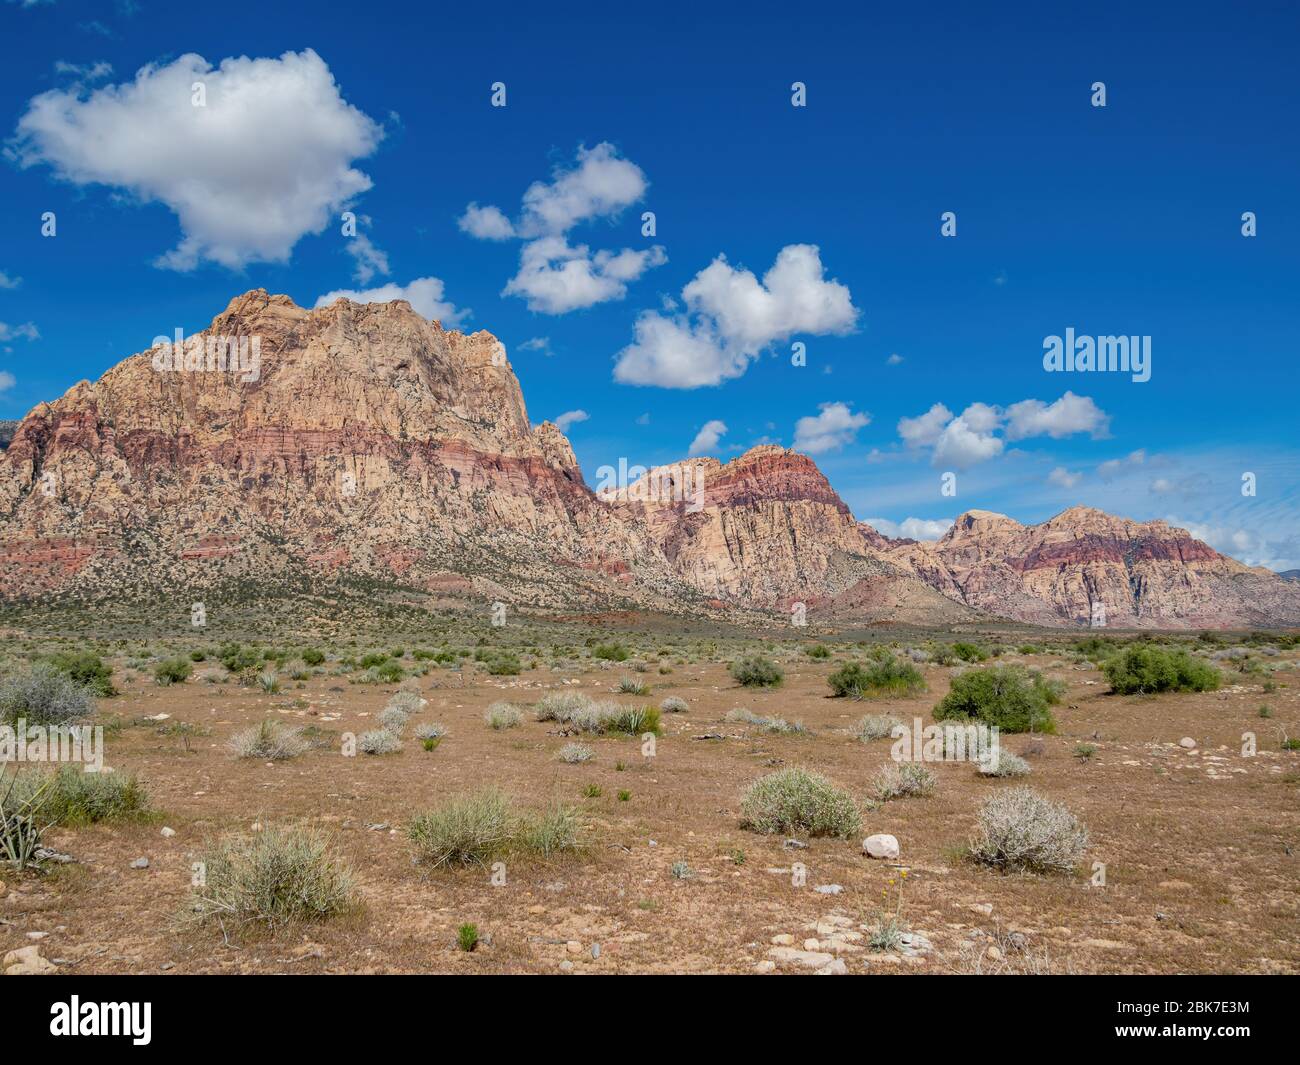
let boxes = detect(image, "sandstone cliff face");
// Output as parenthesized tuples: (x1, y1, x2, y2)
(2, 290, 1295, 628)
(0, 291, 673, 605)
(886, 506, 1300, 629)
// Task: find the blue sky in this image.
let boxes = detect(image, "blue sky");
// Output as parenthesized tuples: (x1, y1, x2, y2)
(2, 0, 1297, 568)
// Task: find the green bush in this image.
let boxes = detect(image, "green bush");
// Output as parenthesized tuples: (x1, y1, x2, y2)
(933, 666, 1062, 733)
(805, 644, 832, 659)
(592, 643, 630, 662)
(47, 652, 116, 697)
(301, 648, 326, 666)
(951, 642, 988, 663)
(1102, 646, 1221, 695)
(739, 767, 861, 838)
(219, 643, 261, 676)
(828, 657, 926, 699)
(729, 655, 784, 688)
(2, 766, 149, 826)
(154, 658, 193, 686)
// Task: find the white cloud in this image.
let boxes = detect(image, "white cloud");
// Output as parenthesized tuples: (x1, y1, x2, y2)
(897, 403, 952, 448)
(503, 235, 666, 314)
(314, 277, 468, 326)
(0, 371, 15, 393)
(1048, 466, 1082, 489)
(1097, 448, 1146, 480)
(886, 352, 904, 365)
(959, 402, 1003, 434)
(345, 231, 389, 285)
(866, 516, 954, 541)
(933, 416, 1004, 470)
(688, 419, 727, 457)
(0, 271, 20, 289)
(1005, 391, 1109, 440)
(613, 244, 858, 388)
(0, 321, 39, 342)
(53, 60, 114, 82)
(518, 336, 552, 355)
(459, 144, 665, 314)
(552, 409, 588, 433)
(9, 49, 383, 270)
(458, 202, 514, 241)
(793, 401, 870, 454)
(1149, 478, 1175, 494)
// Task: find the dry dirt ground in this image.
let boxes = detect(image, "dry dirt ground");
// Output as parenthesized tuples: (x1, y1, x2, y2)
(3, 650, 1298, 975)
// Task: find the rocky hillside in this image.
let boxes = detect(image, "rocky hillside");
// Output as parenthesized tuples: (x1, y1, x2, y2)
(2, 289, 1295, 629)
(886, 507, 1300, 629)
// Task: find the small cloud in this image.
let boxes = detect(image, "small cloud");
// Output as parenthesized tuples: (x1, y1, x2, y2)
(519, 336, 552, 356)
(0, 321, 40, 342)
(53, 60, 114, 82)
(635, 412, 650, 425)
(0, 271, 21, 289)
(1097, 448, 1146, 481)
(866, 516, 953, 541)
(1048, 466, 1082, 489)
(345, 229, 390, 285)
(0, 370, 15, 393)
(688, 419, 727, 457)
(886, 352, 903, 365)
(458, 202, 515, 241)
(793, 401, 870, 455)
(552, 409, 589, 433)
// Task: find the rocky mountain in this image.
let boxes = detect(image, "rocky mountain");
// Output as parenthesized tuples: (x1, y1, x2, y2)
(885, 507, 1300, 629)
(2, 289, 1296, 629)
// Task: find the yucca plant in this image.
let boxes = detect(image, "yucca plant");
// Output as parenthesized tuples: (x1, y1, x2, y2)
(0, 763, 55, 872)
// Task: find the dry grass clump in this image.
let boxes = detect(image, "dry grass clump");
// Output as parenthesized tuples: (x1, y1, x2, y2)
(0, 664, 96, 727)
(230, 719, 308, 761)
(872, 762, 936, 801)
(534, 692, 661, 735)
(558, 742, 594, 764)
(852, 713, 902, 742)
(978, 747, 1031, 777)
(186, 824, 357, 935)
(725, 708, 810, 735)
(484, 702, 523, 730)
(408, 788, 581, 868)
(2, 765, 149, 825)
(967, 786, 1088, 874)
(660, 696, 689, 713)
(359, 729, 402, 754)
(739, 767, 861, 838)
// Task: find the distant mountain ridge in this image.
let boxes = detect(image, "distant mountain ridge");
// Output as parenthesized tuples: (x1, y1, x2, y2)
(2, 289, 1297, 629)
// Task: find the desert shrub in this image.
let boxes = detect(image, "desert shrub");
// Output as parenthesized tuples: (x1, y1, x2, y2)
(978, 748, 1031, 777)
(0, 665, 96, 727)
(805, 644, 832, 659)
(256, 671, 280, 693)
(617, 676, 650, 695)
(872, 762, 935, 801)
(386, 690, 424, 715)
(592, 643, 630, 662)
(301, 648, 326, 666)
(739, 767, 861, 838)
(359, 729, 402, 754)
(378, 706, 410, 733)
(230, 720, 308, 760)
(725, 708, 809, 735)
(187, 825, 356, 934)
(0, 764, 49, 871)
(408, 789, 579, 868)
(602, 704, 661, 736)
(852, 713, 902, 742)
(219, 644, 261, 676)
(660, 696, 689, 713)
(414, 722, 446, 741)
(558, 742, 594, 763)
(46, 651, 116, 697)
(967, 787, 1088, 874)
(829, 657, 926, 699)
(536, 690, 592, 721)
(457, 923, 479, 951)
(3, 765, 148, 825)
(359, 652, 389, 668)
(1018, 644, 1043, 656)
(1102, 646, 1221, 695)
(154, 658, 193, 686)
(483, 653, 521, 676)
(933, 666, 1062, 733)
(374, 659, 406, 683)
(729, 655, 784, 688)
(484, 702, 522, 730)
(951, 642, 988, 663)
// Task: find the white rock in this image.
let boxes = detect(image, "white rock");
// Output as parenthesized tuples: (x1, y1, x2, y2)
(863, 834, 900, 859)
(815, 958, 848, 975)
(755, 960, 777, 973)
(160, 827, 176, 838)
(3, 946, 56, 975)
(1179, 737, 1197, 749)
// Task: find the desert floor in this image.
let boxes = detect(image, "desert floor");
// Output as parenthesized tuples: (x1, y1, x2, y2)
(3, 645, 1297, 975)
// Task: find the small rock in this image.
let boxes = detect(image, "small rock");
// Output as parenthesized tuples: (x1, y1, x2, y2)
(25, 932, 49, 941)
(565, 940, 582, 955)
(755, 960, 777, 973)
(768, 946, 835, 969)
(986, 945, 1003, 961)
(771, 934, 795, 946)
(863, 834, 899, 860)
(969, 902, 993, 916)
(130, 857, 150, 870)
(782, 838, 808, 850)
(2, 946, 56, 975)
(1178, 737, 1197, 749)
(160, 827, 176, 838)
(814, 884, 844, 895)
(815, 958, 848, 975)
(591, 943, 601, 959)
(558, 960, 574, 973)
(803, 938, 821, 951)
(0, 881, 6, 899)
